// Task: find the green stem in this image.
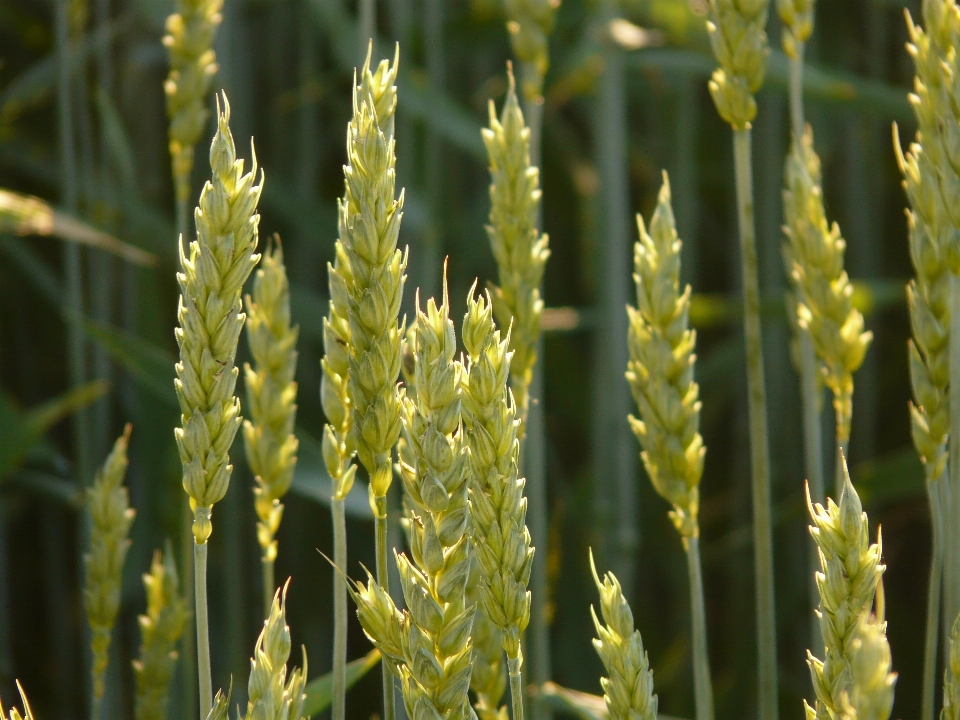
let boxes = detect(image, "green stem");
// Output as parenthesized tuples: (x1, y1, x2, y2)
(949, 272, 960, 631)
(799, 333, 824, 653)
(176, 196, 190, 247)
(332, 496, 348, 720)
(374, 495, 396, 720)
(508, 654, 525, 720)
(686, 536, 714, 720)
(359, 0, 375, 59)
(194, 524, 212, 720)
(181, 502, 197, 719)
(788, 46, 804, 142)
(923, 472, 946, 720)
(733, 127, 778, 720)
(835, 437, 849, 500)
(262, 553, 275, 620)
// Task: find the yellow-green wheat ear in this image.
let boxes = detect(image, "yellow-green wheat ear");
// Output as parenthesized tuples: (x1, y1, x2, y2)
(206, 685, 231, 720)
(242, 237, 300, 606)
(483, 68, 550, 432)
(163, 0, 223, 215)
(588, 550, 658, 720)
(174, 92, 263, 545)
(503, 0, 560, 100)
(945, 614, 960, 720)
(777, 0, 814, 59)
(706, 0, 771, 130)
(626, 171, 704, 540)
(805, 458, 885, 720)
(782, 127, 872, 458)
(134, 544, 189, 720)
(84, 423, 136, 705)
(242, 581, 309, 720)
(841, 615, 896, 720)
(0, 682, 35, 720)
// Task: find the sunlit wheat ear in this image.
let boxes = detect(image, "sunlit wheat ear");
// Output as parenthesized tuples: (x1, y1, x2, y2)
(706, 0, 771, 130)
(805, 460, 885, 720)
(503, 0, 560, 99)
(777, 0, 814, 58)
(832, 615, 896, 720)
(174, 93, 262, 544)
(134, 546, 189, 720)
(242, 240, 300, 608)
(241, 582, 308, 720)
(589, 551, 658, 720)
(84, 424, 135, 705)
(0, 682, 35, 720)
(483, 69, 550, 435)
(163, 0, 222, 211)
(783, 127, 871, 455)
(626, 172, 703, 540)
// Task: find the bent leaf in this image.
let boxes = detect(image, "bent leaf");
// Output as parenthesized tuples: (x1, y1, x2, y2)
(302, 649, 380, 718)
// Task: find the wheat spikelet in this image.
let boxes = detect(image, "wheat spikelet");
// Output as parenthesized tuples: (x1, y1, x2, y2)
(134, 546, 189, 720)
(483, 73, 550, 432)
(468, 557, 508, 720)
(163, 0, 222, 208)
(626, 172, 703, 540)
(84, 424, 136, 703)
(806, 461, 885, 720)
(839, 615, 896, 720)
(783, 128, 872, 453)
(706, 0, 770, 130)
(777, 0, 813, 59)
(243, 240, 300, 592)
(174, 94, 262, 544)
(589, 551, 658, 720)
(503, 0, 560, 99)
(0, 682, 34, 720)
(242, 582, 308, 720)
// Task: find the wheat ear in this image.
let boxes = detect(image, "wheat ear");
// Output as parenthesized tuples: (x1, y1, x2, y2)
(705, 2, 776, 716)
(351, 282, 476, 720)
(242, 240, 300, 615)
(806, 458, 885, 720)
(625, 172, 713, 720)
(944, 613, 960, 720)
(163, 0, 222, 236)
(0, 682, 35, 720)
(134, 546, 189, 720)
(503, 0, 560, 101)
(589, 551, 658, 720)
(174, 93, 262, 719)
(84, 424, 135, 717)
(242, 582, 308, 720)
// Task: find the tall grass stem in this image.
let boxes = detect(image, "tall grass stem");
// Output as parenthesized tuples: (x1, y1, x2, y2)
(686, 537, 714, 720)
(374, 497, 395, 720)
(800, 334, 824, 648)
(194, 534, 212, 720)
(923, 473, 946, 720)
(332, 496, 347, 720)
(950, 273, 960, 629)
(733, 127, 778, 720)
(509, 655, 525, 720)
(788, 49, 804, 142)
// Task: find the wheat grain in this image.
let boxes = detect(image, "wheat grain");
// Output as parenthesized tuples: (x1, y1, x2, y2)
(242, 582, 308, 720)
(242, 240, 300, 612)
(483, 72, 550, 434)
(589, 551, 658, 720)
(134, 546, 189, 720)
(84, 424, 135, 707)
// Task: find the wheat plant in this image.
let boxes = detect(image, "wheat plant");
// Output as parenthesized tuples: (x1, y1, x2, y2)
(174, 94, 262, 720)
(840, 615, 896, 720)
(0, 683, 34, 720)
(625, 173, 712, 720)
(944, 614, 960, 720)
(243, 241, 300, 615)
(83, 424, 135, 720)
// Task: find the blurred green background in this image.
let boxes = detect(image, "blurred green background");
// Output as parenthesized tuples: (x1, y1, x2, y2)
(0, 1, 930, 720)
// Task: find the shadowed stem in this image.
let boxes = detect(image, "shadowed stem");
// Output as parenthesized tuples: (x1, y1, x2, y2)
(834, 439, 848, 500)
(949, 273, 960, 632)
(686, 536, 714, 720)
(332, 496, 348, 720)
(509, 655, 525, 720)
(733, 127, 778, 720)
(194, 530, 212, 720)
(263, 554, 275, 619)
(374, 494, 395, 720)
(923, 472, 946, 720)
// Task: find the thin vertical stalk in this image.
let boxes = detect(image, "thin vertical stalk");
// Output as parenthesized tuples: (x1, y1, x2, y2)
(788, 47, 804, 142)
(834, 442, 847, 500)
(923, 473, 946, 720)
(421, 0, 444, 299)
(686, 537, 714, 720)
(359, 0, 375, 59)
(508, 656, 525, 720)
(262, 557, 275, 619)
(374, 496, 395, 720)
(194, 531, 212, 720)
(332, 497, 347, 720)
(950, 273, 960, 631)
(732, 127, 778, 720)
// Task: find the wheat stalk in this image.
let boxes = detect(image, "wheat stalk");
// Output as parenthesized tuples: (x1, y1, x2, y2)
(705, 2, 776, 716)
(944, 613, 960, 720)
(328, 46, 404, 720)
(242, 582, 308, 720)
(134, 546, 189, 720)
(0, 682, 34, 720)
(351, 282, 476, 720)
(806, 459, 885, 720)
(163, 0, 222, 237)
(625, 172, 713, 720)
(242, 240, 300, 615)
(589, 551, 658, 720)
(83, 424, 135, 717)
(174, 94, 262, 719)
(462, 288, 535, 720)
